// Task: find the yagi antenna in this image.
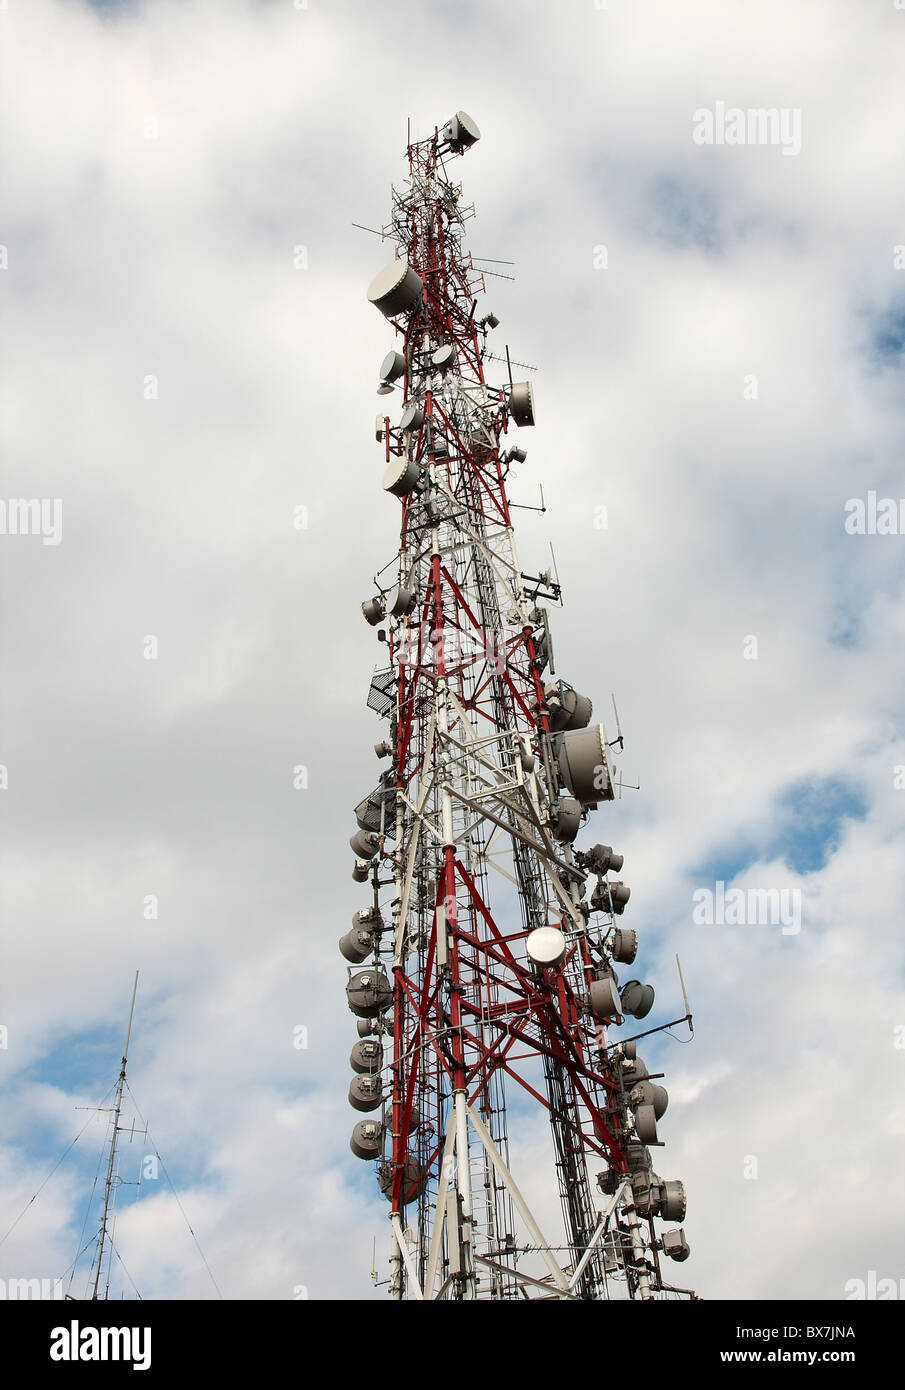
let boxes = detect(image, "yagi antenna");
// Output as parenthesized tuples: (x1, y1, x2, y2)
(483, 351, 536, 371)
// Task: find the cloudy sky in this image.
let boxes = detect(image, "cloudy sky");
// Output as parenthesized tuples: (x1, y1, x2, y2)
(1, 0, 903, 1302)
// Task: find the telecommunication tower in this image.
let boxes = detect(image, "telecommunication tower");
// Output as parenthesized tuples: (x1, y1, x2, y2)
(345, 111, 695, 1301)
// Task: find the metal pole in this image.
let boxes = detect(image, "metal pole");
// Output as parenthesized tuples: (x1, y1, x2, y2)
(91, 971, 138, 1300)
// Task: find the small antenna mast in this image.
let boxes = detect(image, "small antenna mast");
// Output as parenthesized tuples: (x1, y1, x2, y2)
(90, 971, 138, 1300)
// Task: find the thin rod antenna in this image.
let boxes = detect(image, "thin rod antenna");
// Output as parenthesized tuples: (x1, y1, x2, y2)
(676, 955, 693, 1034)
(90, 971, 138, 1300)
(549, 542, 561, 595)
(122, 970, 139, 1062)
(611, 695, 624, 751)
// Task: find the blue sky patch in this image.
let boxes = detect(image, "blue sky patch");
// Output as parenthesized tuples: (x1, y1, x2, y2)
(692, 775, 868, 881)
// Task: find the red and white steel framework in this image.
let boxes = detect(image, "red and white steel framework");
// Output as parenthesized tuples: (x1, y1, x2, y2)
(346, 111, 694, 1301)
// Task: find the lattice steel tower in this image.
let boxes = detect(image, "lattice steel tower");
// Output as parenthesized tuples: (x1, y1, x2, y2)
(345, 111, 694, 1301)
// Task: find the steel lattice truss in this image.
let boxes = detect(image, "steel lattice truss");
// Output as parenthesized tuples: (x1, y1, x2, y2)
(346, 111, 695, 1301)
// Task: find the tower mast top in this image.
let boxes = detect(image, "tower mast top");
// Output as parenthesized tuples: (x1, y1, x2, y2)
(90, 970, 139, 1301)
